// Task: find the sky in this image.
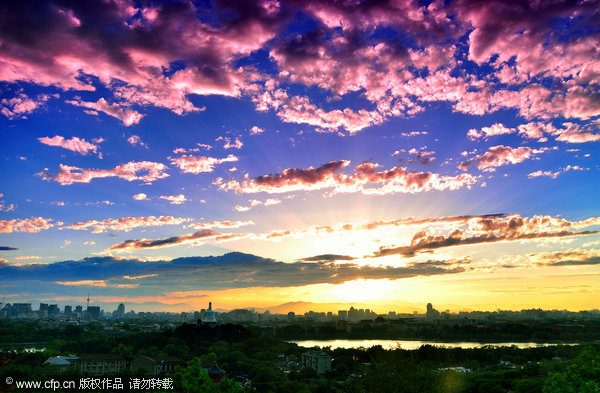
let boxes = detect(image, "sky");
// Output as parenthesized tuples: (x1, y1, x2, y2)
(1, 0, 599, 314)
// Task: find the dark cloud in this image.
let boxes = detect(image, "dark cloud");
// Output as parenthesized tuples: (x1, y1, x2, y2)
(533, 249, 600, 267)
(300, 254, 356, 262)
(452, 0, 600, 63)
(373, 230, 599, 258)
(0, 0, 284, 114)
(547, 258, 600, 266)
(0, 246, 18, 251)
(108, 229, 218, 251)
(0, 252, 466, 292)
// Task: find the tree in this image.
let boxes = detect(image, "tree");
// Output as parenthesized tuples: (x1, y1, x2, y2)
(543, 346, 600, 393)
(176, 358, 243, 393)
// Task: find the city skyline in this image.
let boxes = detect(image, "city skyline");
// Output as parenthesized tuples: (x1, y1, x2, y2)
(1, 0, 599, 313)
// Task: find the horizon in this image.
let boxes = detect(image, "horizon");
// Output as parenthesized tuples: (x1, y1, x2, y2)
(5, 296, 600, 316)
(1, 0, 599, 314)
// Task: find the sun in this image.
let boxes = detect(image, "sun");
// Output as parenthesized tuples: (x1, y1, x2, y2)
(328, 278, 398, 303)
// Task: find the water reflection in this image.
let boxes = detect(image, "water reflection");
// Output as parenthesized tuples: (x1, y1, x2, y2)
(290, 339, 573, 350)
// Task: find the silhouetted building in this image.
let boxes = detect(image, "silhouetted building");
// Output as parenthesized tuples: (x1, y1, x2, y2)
(203, 302, 217, 325)
(426, 303, 440, 319)
(87, 306, 101, 319)
(12, 303, 32, 317)
(113, 303, 125, 318)
(48, 304, 59, 315)
(64, 305, 72, 315)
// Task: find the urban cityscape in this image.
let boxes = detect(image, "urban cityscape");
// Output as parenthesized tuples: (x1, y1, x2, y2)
(1, 299, 600, 392)
(2, 0, 600, 391)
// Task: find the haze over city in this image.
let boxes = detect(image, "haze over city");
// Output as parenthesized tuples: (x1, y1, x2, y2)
(1, 0, 599, 314)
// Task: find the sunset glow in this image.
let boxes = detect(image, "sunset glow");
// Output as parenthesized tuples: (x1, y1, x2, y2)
(1, 0, 599, 314)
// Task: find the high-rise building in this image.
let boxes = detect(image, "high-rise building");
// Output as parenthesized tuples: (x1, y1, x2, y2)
(426, 303, 440, 319)
(13, 303, 32, 316)
(113, 303, 125, 318)
(87, 306, 101, 319)
(64, 305, 72, 315)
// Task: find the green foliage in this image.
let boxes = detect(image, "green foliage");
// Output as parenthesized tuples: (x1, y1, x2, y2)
(176, 358, 242, 393)
(542, 346, 600, 393)
(0, 320, 598, 393)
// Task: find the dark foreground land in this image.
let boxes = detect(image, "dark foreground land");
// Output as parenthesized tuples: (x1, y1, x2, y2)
(1, 320, 599, 393)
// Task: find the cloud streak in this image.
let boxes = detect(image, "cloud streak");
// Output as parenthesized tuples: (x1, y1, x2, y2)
(38, 161, 169, 185)
(0, 217, 57, 233)
(38, 135, 100, 156)
(107, 229, 219, 252)
(65, 216, 192, 233)
(66, 98, 143, 126)
(459, 145, 550, 172)
(371, 215, 600, 258)
(217, 160, 479, 195)
(170, 154, 238, 174)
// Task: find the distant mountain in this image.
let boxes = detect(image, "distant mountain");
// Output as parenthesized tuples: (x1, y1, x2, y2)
(256, 300, 426, 315)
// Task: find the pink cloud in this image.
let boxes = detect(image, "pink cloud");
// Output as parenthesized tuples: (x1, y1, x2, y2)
(160, 194, 188, 205)
(65, 216, 191, 233)
(1, 0, 597, 135)
(275, 94, 385, 134)
(0, 217, 57, 233)
(38, 135, 100, 155)
(517, 122, 556, 140)
(218, 160, 351, 194)
(249, 126, 264, 135)
(127, 135, 148, 148)
(460, 145, 547, 172)
(528, 165, 587, 179)
(467, 123, 515, 140)
(170, 154, 238, 174)
(400, 131, 428, 137)
(66, 98, 143, 126)
(217, 160, 479, 195)
(234, 198, 281, 212)
(0, 194, 16, 212)
(528, 170, 560, 179)
(372, 213, 600, 258)
(553, 122, 600, 144)
(216, 136, 243, 149)
(0, 1, 281, 118)
(187, 220, 255, 230)
(1, 93, 50, 120)
(38, 161, 169, 185)
(132, 193, 148, 201)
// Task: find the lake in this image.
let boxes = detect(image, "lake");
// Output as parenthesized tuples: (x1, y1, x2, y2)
(290, 339, 574, 350)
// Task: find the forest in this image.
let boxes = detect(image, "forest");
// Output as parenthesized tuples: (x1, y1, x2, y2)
(0, 320, 598, 393)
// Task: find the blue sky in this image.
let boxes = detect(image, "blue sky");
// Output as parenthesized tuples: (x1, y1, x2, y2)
(1, 0, 599, 312)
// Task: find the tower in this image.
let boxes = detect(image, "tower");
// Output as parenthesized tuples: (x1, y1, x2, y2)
(203, 301, 217, 325)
